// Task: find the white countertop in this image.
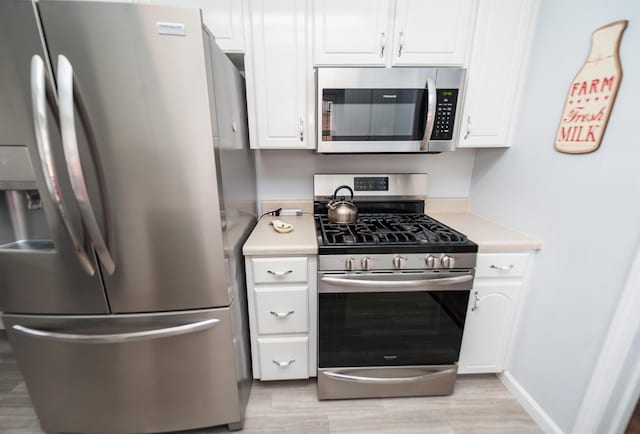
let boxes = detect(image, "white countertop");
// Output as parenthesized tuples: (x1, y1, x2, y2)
(431, 212, 543, 252)
(243, 200, 542, 256)
(242, 214, 318, 256)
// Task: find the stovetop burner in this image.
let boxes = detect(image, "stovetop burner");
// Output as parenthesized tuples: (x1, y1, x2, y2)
(315, 213, 478, 254)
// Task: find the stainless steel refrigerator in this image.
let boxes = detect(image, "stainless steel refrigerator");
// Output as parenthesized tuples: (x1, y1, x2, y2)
(0, 1, 256, 432)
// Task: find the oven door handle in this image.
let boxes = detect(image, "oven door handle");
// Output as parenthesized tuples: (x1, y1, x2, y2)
(323, 368, 456, 384)
(320, 274, 472, 292)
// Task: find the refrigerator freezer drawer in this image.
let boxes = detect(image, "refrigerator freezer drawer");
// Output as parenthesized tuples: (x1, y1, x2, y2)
(3, 308, 243, 434)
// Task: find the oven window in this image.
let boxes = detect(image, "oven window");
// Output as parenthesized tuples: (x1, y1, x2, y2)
(322, 89, 427, 141)
(319, 290, 469, 368)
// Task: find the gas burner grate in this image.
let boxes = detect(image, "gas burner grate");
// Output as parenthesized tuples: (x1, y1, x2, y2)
(316, 213, 469, 247)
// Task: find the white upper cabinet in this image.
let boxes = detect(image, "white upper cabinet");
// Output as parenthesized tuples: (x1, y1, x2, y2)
(391, 0, 475, 66)
(313, 0, 392, 66)
(313, 0, 475, 67)
(458, 0, 539, 147)
(245, 0, 313, 149)
(199, 0, 245, 52)
(138, 0, 245, 52)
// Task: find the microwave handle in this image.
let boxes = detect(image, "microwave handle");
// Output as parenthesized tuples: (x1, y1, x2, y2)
(420, 78, 437, 152)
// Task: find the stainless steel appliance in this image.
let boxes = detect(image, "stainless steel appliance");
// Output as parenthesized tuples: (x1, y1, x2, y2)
(0, 1, 256, 432)
(313, 174, 477, 400)
(317, 68, 466, 153)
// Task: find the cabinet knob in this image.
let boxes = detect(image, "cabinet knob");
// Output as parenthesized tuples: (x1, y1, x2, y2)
(471, 291, 480, 312)
(299, 118, 304, 142)
(464, 116, 471, 140)
(398, 30, 404, 57)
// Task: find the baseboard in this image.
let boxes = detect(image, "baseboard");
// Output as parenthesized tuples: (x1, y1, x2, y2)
(499, 371, 564, 434)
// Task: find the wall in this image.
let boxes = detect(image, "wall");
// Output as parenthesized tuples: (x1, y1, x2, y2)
(255, 149, 476, 205)
(469, 0, 640, 432)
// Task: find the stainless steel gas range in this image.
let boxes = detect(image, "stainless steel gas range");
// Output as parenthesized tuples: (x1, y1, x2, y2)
(313, 174, 478, 400)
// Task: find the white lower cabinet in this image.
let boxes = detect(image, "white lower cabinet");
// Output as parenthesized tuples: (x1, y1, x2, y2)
(458, 252, 532, 374)
(245, 256, 317, 380)
(258, 337, 309, 380)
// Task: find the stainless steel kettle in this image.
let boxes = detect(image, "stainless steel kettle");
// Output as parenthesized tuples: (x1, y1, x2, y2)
(327, 185, 358, 224)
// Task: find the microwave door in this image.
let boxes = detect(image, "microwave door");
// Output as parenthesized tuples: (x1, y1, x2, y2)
(317, 67, 465, 153)
(320, 88, 428, 152)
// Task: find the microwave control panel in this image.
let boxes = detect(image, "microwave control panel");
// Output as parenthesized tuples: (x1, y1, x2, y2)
(431, 89, 459, 141)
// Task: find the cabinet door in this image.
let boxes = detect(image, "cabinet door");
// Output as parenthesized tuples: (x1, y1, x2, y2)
(313, 0, 391, 66)
(458, 279, 521, 374)
(392, 0, 475, 66)
(458, 0, 539, 147)
(246, 0, 311, 148)
(137, 0, 245, 52)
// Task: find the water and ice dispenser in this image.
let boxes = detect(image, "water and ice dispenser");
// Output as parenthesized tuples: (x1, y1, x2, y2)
(0, 146, 53, 250)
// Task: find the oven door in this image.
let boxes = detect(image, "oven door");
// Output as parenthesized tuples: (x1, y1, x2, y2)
(318, 271, 473, 369)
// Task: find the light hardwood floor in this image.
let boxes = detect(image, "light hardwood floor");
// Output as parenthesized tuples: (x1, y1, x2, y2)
(0, 332, 540, 433)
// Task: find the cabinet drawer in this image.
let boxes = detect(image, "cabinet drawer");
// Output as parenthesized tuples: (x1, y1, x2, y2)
(258, 337, 309, 380)
(251, 257, 308, 284)
(475, 253, 530, 278)
(255, 286, 308, 334)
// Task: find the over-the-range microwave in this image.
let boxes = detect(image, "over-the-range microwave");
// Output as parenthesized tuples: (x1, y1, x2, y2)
(317, 67, 466, 153)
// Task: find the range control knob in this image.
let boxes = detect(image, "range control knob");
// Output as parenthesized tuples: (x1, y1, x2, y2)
(392, 256, 406, 270)
(425, 255, 439, 268)
(441, 255, 456, 269)
(361, 257, 372, 271)
(345, 257, 357, 271)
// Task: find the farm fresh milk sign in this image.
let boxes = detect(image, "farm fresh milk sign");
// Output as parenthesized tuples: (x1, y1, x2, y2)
(555, 21, 627, 154)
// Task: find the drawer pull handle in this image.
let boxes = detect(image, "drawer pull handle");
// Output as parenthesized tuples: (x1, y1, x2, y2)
(490, 264, 514, 271)
(273, 359, 295, 367)
(270, 310, 294, 318)
(267, 269, 293, 277)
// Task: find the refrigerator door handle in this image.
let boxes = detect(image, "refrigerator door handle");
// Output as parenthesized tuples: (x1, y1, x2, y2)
(11, 318, 220, 344)
(30, 55, 96, 276)
(57, 54, 115, 274)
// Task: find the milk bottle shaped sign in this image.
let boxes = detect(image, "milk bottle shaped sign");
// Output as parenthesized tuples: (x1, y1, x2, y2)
(555, 20, 627, 154)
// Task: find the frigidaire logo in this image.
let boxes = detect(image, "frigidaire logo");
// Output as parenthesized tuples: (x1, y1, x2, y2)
(383, 355, 398, 360)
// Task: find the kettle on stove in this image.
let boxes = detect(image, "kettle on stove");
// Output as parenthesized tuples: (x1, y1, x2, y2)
(326, 185, 358, 224)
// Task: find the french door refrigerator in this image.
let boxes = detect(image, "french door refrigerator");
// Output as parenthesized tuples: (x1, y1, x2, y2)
(0, 1, 256, 432)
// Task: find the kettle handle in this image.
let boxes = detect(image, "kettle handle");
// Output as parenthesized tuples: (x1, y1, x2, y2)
(333, 185, 354, 201)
